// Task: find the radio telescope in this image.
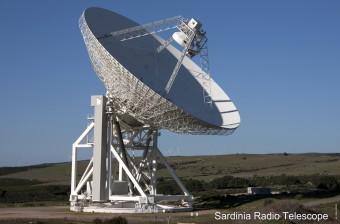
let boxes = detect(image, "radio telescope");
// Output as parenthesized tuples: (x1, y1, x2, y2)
(70, 7, 240, 213)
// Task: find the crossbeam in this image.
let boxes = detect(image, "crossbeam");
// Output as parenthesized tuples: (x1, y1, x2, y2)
(97, 16, 183, 41)
(70, 95, 193, 213)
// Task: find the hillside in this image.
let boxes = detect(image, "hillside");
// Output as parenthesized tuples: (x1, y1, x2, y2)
(0, 153, 339, 223)
(0, 153, 339, 185)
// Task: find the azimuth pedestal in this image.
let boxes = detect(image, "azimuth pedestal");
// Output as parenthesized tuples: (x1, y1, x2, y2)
(70, 95, 193, 213)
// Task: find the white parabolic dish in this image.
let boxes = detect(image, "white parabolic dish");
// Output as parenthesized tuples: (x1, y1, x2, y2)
(80, 7, 240, 135)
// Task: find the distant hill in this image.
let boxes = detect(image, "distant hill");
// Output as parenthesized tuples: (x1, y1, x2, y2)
(0, 163, 65, 176)
(0, 153, 339, 185)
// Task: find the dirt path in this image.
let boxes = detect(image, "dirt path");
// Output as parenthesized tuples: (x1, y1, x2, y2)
(0, 206, 208, 223)
(0, 206, 108, 222)
(303, 195, 340, 207)
(1, 196, 339, 223)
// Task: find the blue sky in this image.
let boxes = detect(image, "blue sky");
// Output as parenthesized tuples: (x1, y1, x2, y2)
(0, 0, 339, 166)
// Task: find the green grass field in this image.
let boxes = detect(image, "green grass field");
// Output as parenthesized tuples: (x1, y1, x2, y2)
(1, 153, 339, 185)
(0, 153, 339, 223)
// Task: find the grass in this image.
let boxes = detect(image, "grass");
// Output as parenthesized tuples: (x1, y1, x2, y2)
(313, 203, 339, 220)
(0, 201, 69, 208)
(1, 153, 339, 185)
(0, 199, 339, 223)
(159, 153, 340, 181)
(0, 153, 339, 223)
(0, 161, 89, 185)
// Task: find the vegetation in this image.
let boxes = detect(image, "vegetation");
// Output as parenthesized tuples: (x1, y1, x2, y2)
(0, 185, 70, 204)
(0, 164, 52, 176)
(0, 178, 43, 187)
(93, 217, 128, 224)
(209, 175, 251, 189)
(0, 153, 339, 210)
(157, 174, 340, 195)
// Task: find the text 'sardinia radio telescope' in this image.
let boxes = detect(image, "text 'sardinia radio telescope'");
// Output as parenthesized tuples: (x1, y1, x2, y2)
(70, 7, 240, 213)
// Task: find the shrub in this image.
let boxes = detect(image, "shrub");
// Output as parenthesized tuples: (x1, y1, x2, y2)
(104, 216, 128, 224)
(315, 176, 340, 190)
(294, 194, 303, 200)
(209, 176, 250, 189)
(93, 218, 103, 224)
(184, 179, 207, 192)
(157, 178, 181, 195)
(263, 199, 273, 206)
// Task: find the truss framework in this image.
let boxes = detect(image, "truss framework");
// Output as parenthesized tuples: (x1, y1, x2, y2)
(70, 96, 193, 213)
(79, 13, 236, 136)
(164, 20, 196, 93)
(97, 16, 183, 41)
(198, 38, 213, 107)
(94, 14, 213, 104)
